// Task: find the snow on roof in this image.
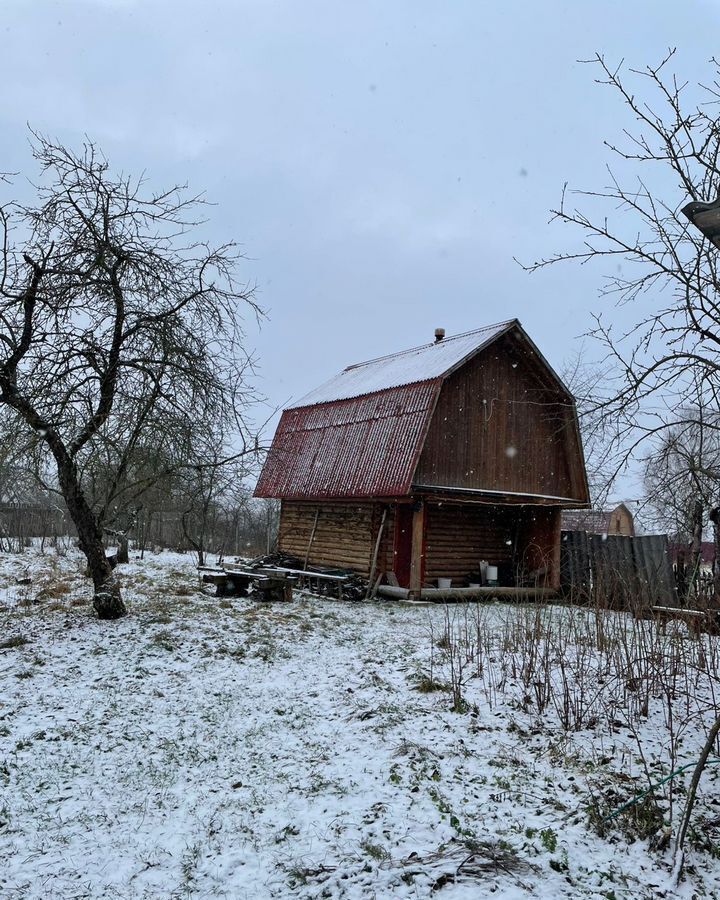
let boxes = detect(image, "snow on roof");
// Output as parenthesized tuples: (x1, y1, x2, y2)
(288, 320, 516, 408)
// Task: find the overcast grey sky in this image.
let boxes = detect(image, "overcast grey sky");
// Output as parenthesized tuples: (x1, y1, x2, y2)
(2, 0, 718, 459)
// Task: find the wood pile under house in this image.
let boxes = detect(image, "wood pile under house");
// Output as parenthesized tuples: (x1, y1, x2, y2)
(255, 320, 591, 600)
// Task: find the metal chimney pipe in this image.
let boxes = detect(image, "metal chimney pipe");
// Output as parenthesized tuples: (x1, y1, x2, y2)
(434, 328, 445, 343)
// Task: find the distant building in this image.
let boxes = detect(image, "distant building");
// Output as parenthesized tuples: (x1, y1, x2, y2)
(255, 320, 590, 597)
(668, 541, 715, 572)
(561, 503, 635, 537)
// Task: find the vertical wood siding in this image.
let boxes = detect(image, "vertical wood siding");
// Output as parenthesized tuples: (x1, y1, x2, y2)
(414, 333, 587, 502)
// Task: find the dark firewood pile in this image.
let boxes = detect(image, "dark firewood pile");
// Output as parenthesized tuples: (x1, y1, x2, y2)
(247, 552, 369, 601)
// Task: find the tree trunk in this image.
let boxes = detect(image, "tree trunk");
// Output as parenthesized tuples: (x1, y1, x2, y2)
(56, 453, 126, 619)
(117, 533, 129, 565)
(690, 498, 704, 604)
(710, 507, 720, 606)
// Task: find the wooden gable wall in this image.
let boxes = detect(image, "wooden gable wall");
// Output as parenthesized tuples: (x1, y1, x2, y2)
(413, 332, 589, 502)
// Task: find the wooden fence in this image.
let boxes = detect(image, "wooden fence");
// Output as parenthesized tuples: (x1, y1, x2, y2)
(560, 531, 677, 609)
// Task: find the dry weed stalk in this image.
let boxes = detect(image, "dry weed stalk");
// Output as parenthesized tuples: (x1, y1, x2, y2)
(432, 595, 720, 838)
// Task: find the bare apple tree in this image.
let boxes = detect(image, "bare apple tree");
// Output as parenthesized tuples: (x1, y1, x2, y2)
(527, 51, 720, 506)
(0, 134, 260, 618)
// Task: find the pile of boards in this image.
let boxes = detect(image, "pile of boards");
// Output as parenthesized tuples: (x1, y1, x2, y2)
(199, 554, 369, 602)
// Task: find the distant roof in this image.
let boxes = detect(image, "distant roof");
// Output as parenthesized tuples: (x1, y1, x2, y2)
(289, 320, 516, 408)
(668, 541, 715, 565)
(561, 503, 633, 535)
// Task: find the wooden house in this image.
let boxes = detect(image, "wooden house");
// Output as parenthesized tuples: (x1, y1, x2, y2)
(561, 503, 635, 537)
(255, 320, 590, 598)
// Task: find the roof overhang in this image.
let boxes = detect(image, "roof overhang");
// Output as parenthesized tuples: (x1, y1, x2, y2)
(413, 484, 591, 507)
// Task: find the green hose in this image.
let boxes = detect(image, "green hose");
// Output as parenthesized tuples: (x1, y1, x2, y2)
(602, 758, 720, 823)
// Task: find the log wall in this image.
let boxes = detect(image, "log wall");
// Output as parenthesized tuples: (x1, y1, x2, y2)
(424, 502, 516, 582)
(423, 501, 561, 587)
(279, 498, 561, 589)
(278, 500, 377, 574)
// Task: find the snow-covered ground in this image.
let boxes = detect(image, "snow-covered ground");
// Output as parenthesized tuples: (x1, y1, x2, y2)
(2, 546, 720, 899)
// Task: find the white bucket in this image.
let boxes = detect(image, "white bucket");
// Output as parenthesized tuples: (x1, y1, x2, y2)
(485, 566, 498, 585)
(437, 577, 452, 589)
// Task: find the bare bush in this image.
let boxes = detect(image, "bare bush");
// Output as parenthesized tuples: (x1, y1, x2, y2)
(431, 598, 720, 846)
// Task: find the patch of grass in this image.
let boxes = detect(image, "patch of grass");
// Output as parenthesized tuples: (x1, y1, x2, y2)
(152, 630, 177, 652)
(41, 580, 73, 598)
(0, 635, 30, 650)
(145, 610, 173, 625)
(360, 838, 391, 861)
(539, 827, 558, 853)
(46, 601, 67, 612)
(414, 675, 450, 694)
(70, 597, 89, 607)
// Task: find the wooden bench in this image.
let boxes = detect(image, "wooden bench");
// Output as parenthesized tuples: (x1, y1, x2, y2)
(643, 605, 720, 635)
(198, 566, 295, 602)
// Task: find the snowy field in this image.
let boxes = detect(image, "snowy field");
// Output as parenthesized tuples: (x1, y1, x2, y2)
(2, 547, 720, 899)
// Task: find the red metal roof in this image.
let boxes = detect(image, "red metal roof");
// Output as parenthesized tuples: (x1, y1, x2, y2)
(255, 380, 442, 499)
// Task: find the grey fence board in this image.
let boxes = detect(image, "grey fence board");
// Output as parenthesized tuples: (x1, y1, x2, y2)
(560, 531, 676, 609)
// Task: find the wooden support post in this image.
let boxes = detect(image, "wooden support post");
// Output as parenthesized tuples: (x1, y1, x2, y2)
(409, 501, 425, 598)
(710, 506, 720, 606)
(550, 506, 562, 590)
(303, 508, 320, 571)
(366, 507, 388, 599)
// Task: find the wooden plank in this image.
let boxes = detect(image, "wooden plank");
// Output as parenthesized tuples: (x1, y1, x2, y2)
(409, 502, 426, 595)
(261, 565, 348, 582)
(202, 573, 228, 585)
(303, 508, 320, 570)
(366, 507, 388, 599)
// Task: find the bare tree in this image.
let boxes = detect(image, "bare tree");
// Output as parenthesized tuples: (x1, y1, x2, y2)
(527, 50, 720, 497)
(561, 351, 615, 505)
(177, 436, 249, 567)
(643, 407, 720, 540)
(0, 133, 260, 618)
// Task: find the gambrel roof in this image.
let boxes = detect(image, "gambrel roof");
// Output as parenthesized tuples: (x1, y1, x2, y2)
(290, 321, 514, 408)
(257, 381, 441, 499)
(255, 320, 583, 501)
